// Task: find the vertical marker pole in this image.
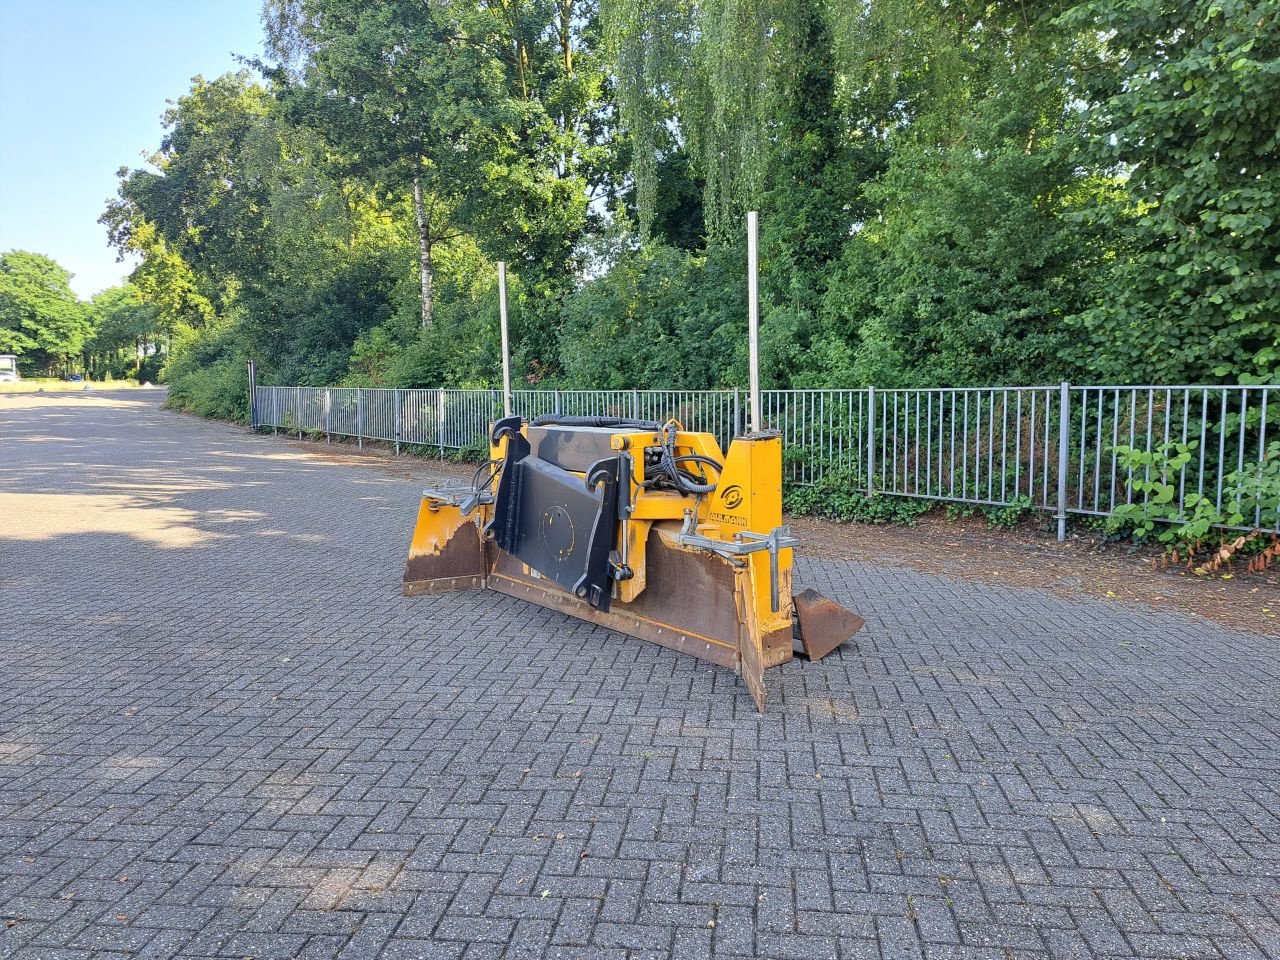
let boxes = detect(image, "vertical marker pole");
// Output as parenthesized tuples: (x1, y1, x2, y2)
(246, 359, 257, 429)
(747, 211, 761, 433)
(498, 261, 513, 417)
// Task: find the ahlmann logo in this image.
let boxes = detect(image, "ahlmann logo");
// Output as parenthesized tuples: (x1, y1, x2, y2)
(720, 484, 744, 509)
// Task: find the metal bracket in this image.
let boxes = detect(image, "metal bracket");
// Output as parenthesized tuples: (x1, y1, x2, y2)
(672, 524, 799, 613)
(422, 485, 495, 518)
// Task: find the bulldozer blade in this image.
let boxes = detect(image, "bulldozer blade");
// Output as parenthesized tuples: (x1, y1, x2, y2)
(488, 534, 790, 712)
(488, 541, 739, 668)
(403, 500, 489, 596)
(793, 588, 865, 661)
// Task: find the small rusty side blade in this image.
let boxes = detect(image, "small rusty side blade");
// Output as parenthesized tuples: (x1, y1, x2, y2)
(794, 588, 865, 661)
(403, 500, 489, 596)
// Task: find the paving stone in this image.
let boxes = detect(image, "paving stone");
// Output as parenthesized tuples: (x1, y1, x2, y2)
(1, 391, 1278, 960)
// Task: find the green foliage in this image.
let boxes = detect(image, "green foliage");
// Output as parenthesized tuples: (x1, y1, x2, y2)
(0, 251, 91, 371)
(85, 284, 164, 379)
(785, 467, 932, 525)
(559, 242, 746, 388)
(1065, 0, 1280, 384)
(162, 320, 251, 421)
(1107, 441, 1280, 550)
(99, 0, 1280, 417)
(983, 496, 1035, 529)
(943, 495, 1035, 528)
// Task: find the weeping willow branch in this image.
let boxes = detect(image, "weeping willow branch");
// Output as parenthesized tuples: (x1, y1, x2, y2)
(601, 0, 692, 236)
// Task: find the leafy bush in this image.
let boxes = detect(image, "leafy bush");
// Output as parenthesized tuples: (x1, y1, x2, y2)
(166, 356, 249, 421)
(1108, 440, 1280, 573)
(136, 353, 165, 384)
(163, 321, 250, 421)
(558, 242, 745, 390)
(785, 467, 932, 525)
(982, 496, 1035, 529)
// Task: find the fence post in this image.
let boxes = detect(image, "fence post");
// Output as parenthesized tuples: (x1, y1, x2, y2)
(394, 388, 401, 456)
(1056, 380, 1070, 541)
(867, 385, 876, 496)
(631, 389, 640, 420)
(554, 389, 562, 416)
(246, 360, 257, 429)
(357, 388, 364, 450)
(324, 388, 331, 444)
(734, 388, 742, 437)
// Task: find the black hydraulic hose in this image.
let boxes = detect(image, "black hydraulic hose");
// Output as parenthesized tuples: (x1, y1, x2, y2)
(530, 414, 662, 430)
(672, 454, 722, 474)
(472, 458, 502, 492)
(659, 422, 718, 495)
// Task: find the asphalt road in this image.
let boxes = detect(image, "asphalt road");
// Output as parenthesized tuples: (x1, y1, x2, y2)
(1, 390, 1277, 959)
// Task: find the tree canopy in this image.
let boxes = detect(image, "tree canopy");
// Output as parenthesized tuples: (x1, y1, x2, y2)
(94, 0, 1278, 418)
(0, 251, 91, 371)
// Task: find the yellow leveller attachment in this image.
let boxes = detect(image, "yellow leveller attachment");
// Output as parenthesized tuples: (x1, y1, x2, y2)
(403, 414, 865, 710)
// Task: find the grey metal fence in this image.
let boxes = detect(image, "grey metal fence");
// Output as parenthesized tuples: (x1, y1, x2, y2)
(251, 382, 1279, 538)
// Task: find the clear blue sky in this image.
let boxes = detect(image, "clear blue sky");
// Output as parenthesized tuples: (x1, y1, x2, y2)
(0, 0, 266, 299)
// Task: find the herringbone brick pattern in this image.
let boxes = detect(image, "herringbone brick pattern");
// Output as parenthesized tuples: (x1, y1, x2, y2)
(1, 391, 1277, 959)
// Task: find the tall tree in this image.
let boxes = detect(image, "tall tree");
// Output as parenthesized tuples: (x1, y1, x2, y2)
(827, 2, 1114, 387)
(0, 251, 90, 371)
(85, 284, 164, 378)
(101, 73, 274, 326)
(265, 0, 599, 330)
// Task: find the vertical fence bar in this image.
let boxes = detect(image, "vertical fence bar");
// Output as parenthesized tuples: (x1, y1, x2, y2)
(1076, 388, 1086, 511)
(1001, 391, 1010, 504)
(891, 392, 899, 492)
(1236, 388, 1248, 514)
(1216, 388, 1228, 512)
(1056, 381, 1070, 541)
(1042, 388, 1051, 506)
(437, 388, 445, 456)
(394, 388, 401, 455)
(866, 386, 876, 495)
(925, 392, 933, 496)
(1260, 387, 1270, 530)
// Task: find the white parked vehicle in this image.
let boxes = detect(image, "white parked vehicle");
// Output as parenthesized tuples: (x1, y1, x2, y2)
(0, 355, 20, 383)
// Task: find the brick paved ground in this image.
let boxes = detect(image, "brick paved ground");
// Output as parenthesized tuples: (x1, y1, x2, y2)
(1, 390, 1278, 960)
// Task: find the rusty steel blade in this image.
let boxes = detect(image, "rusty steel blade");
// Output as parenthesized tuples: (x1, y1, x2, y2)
(794, 588, 865, 661)
(403, 502, 489, 596)
(486, 542, 741, 669)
